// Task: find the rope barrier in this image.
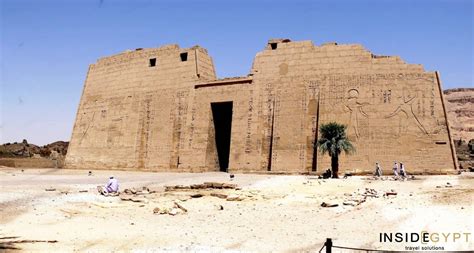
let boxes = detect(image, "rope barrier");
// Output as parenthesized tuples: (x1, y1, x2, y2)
(333, 245, 384, 252)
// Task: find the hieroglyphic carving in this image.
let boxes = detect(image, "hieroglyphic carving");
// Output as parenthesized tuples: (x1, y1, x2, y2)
(271, 95, 280, 168)
(430, 84, 435, 117)
(383, 90, 392, 103)
(137, 98, 152, 168)
(309, 82, 319, 133)
(79, 111, 96, 144)
(188, 105, 196, 149)
(245, 89, 254, 153)
(177, 91, 189, 152)
(298, 143, 305, 170)
(345, 89, 369, 139)
(385, 93, 428, 135)
(170, 90, 189, 168)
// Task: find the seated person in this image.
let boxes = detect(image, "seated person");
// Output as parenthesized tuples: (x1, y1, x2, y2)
(98, 176, 119, 195)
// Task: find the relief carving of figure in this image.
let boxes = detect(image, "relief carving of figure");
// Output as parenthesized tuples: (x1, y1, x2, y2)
(385, 93, 428, 135)
(345, 89, 369, 138)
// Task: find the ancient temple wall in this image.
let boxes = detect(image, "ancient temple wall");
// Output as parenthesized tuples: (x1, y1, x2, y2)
(176, 83, 258, 172)
(250, 40, 455, 174)
(66, 39, 456, 174)
(66, 45, 216, 170)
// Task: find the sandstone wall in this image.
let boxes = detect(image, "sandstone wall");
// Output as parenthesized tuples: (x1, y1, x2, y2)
(66, 45, 216, 170)
(249, 40, 456, 174)
(66, 39, 456, 174)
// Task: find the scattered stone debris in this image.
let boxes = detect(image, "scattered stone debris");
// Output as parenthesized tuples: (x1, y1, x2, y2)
(45, 188, 56, 192)
(363, 188, 380, 198)
(210, 193, 228, 199)
(321, 202, 338, 207)
(338, 188, 394, 208)
(174, 201, 188, 213)
(168, 208, 179, 216)
(342, 201, 357, 206)
(153, 203, 186, 216)
(120, 196, 147, 203)
(216, 204, 224, 210)
(226, 194, 244, 201)
(123, 188, 137, 195)
(153, 207, 168, 214)
(165, 182, 238, 191)
(123, 187, 155, 195)
(190, 193, 204, 198)
(385, 192, 397, 196)
(78, 190, 88, 193)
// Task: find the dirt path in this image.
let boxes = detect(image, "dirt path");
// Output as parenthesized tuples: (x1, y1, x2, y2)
(1, 169, 473, 252)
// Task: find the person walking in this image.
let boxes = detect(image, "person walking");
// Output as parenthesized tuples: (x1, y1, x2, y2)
(375, 162, 383, 177)
(392, 161, 399, 177)
(399, 162, 407, 179)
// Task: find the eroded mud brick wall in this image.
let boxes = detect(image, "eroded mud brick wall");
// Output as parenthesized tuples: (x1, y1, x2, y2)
(66, 39, 456, 174)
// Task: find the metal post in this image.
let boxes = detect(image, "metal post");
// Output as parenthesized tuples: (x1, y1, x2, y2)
(325, 238, 332, 253)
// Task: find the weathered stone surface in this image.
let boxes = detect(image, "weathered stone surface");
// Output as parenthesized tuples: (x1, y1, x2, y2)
(210, 192, 228, 199)
(174, 201, 188, 212)
(65, 39, 456, 174)
(190, 193, 204, 198)
(444, 88, 474, 141)
(226, 195, 244, 201)
(120, 195, 147, 202)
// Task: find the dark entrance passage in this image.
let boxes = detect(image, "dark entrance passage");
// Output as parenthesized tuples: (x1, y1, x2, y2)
(211, 101, 233, 172)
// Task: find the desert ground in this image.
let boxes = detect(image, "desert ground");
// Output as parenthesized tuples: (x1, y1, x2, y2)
(0, 168, 473, 252)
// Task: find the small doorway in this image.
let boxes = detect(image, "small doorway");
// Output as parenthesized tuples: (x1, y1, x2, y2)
(211, 101, 233, 172)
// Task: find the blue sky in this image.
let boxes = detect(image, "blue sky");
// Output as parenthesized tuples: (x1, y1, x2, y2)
(1, 0, 472, 145)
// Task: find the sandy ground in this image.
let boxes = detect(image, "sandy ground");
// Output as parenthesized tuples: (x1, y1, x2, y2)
(0, 168, 473, 252)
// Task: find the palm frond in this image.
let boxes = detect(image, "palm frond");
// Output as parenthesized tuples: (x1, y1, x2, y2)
(316, 122, 355, 157)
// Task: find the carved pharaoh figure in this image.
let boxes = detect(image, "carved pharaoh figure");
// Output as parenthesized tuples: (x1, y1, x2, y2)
(344, 89, 369, 138)
(385, 93, 428, 135)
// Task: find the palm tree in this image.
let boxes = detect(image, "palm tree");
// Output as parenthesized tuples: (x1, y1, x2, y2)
(317, 122, 355, 178)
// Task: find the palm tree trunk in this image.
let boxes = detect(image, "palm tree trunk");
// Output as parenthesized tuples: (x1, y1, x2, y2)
(331, 155, 339, 178)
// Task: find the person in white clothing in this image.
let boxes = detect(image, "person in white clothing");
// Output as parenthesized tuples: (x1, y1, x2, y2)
(375, 162, 383, 177)
(98, 176, 119, 195)
(392, 162, 399, 177)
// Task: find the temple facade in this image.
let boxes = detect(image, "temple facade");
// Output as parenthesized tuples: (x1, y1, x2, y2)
(65, 39, 457, 174)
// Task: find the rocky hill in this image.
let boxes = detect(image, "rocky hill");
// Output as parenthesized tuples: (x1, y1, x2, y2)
(444, 88, 474, 141)
(444, 88, 474, 170)
(0, 140, 68, 158)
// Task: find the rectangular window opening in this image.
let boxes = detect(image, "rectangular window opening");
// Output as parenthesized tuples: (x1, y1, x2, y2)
(180, 52, 188, 62)
(149, 58, 156, 67)
(270, 43, 278, 50)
